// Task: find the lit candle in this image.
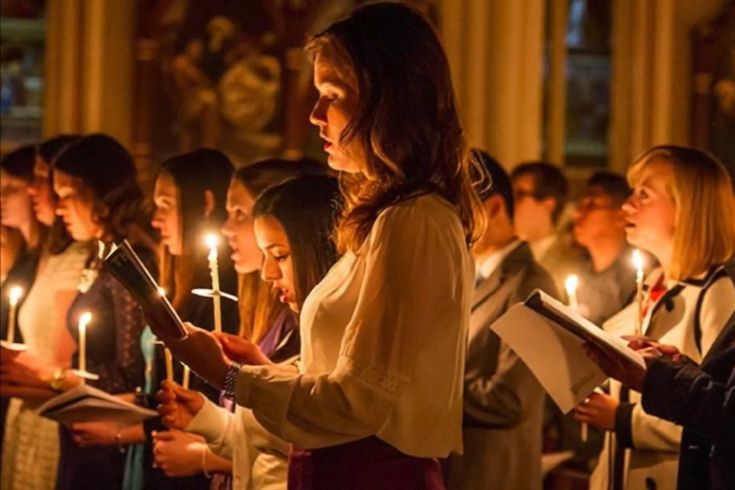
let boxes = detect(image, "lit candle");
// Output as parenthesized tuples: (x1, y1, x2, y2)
(182, 364, 190, 389)
(5, 286, 23, 344)
(78, 312, 92, 377)
(205, 234, 222, 333)
(564, 274, 579, 311)
(632, 250, 645, 336)
(164, 347, 174, 383)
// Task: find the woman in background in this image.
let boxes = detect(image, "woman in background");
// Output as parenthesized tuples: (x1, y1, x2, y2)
(576, 146, 735, 490)
(1, 135, 87, 490)
(0, 144, 44, 455)
(158, 174, 341, 490)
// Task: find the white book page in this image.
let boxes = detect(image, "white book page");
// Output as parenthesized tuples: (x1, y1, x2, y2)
(491, 303, 607, 413)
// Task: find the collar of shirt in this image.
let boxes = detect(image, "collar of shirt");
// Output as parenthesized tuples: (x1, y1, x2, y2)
(529, 234, 557, 262)
(476, 239, 523, 280)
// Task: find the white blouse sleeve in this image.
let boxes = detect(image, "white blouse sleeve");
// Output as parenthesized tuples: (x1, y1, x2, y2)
(235, 202, 466, 448)
(186, 397, 239, 459)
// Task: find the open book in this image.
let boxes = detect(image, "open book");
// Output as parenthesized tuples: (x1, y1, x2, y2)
(102, 240, 187, 339)
(490, 289, 645, 413)
(37, 384, 157, 425)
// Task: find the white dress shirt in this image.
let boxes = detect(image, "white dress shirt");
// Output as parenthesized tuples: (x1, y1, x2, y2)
(233, 193, 474, 458)
(476, 239, 523, 280)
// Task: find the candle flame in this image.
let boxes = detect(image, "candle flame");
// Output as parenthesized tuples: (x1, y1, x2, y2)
(564, 274, 579, 296)
(204, 234, 219, 251)
(8, 286, 23, 305)
(79, 312, 92, 328)
(632, 249, 644, 271)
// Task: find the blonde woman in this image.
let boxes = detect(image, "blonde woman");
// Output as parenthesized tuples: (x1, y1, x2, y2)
(575, 145, 735, 490)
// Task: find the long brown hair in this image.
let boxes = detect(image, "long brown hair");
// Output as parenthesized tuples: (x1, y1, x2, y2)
(231, 157, 326, 341)
(157, 149, 233, 310)
(306, 3, 484, 253)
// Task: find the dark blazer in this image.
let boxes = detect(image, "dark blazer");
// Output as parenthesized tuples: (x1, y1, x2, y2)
(446, 241, 558, 490)
(642, 310, 735, 490)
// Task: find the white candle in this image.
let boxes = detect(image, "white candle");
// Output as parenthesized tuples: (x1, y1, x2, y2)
(164, 347, 174, 383)
(78, 312, 92, 376)
(5, 286, 23, 344)
(632, 250, 645, 335)
(182, 364, 190, 389)
(564, 274, 579, 311)
(205, 234, 222, 333)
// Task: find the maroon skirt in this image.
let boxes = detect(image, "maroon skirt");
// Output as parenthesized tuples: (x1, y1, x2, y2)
(288, 436, 446, 490)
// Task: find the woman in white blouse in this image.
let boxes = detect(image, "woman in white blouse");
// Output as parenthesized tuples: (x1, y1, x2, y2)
(158, 3, 484, 489)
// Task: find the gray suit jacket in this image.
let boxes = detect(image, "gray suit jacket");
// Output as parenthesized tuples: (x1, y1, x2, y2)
(446, 242, 558, 490)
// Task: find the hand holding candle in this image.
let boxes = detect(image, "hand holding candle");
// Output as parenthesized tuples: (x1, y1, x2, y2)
(205, 234, 222, 333)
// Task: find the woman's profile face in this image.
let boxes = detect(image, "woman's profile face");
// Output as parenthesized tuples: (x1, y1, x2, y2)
(28, 158, 55, 226)
(309, 53, 366, 174)
(0, 170, 33, 230)
(53, 171, 101, 241)
(254, 215, 297, 312)
(222, 180, 261, 274)
(622, 158, 677, 254)
(151, 173, 182, 256)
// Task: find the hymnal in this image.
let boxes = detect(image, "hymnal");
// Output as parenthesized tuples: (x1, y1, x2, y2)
(490, 289, 645, 413)
(102, 240, 187, 339)
(37, 384, 157, 425)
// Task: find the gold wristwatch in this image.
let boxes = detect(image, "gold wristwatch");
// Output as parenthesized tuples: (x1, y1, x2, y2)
(50, 368, 67, 392)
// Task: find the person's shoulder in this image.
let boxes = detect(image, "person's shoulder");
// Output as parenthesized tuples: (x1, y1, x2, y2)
(377, 192, 459, 228)
(517, 245, 559, 298)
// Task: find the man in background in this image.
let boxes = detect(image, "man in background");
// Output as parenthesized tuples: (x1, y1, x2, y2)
(511, 161, 580, 292)
(445, 150, 557, 490)
(572, 171, 637, 325)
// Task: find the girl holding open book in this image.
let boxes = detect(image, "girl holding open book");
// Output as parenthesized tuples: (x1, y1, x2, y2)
(575, 146, 735, 490)
(158, 173, 340, 490)
(157, 3, 483, 488)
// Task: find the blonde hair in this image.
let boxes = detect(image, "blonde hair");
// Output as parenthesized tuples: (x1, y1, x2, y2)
(628, 145, 735, 281)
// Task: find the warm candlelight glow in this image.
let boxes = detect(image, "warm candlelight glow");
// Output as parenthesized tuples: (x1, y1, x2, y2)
(632, 249, 644, 272)
(205, 234, 219, 253)
(565, 274, 579, 310)
(78, 312, 92, 378)
(5, 286, 24, 344)
(8, 286, 23, 306)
